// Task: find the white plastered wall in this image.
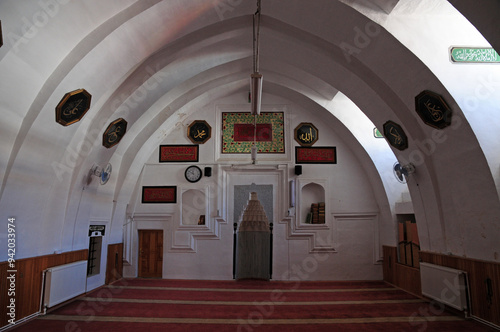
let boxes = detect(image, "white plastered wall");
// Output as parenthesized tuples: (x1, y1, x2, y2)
(123, 93, 385, 280)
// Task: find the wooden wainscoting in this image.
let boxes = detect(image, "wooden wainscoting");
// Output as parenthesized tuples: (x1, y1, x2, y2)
(395, 263, 422, 296)
(106, 243, 123, 284)
(383, 246, 421, 296)
(383, 245, 397, 284)
(420, 251, 500, 326)
(0, 249, 88, 328)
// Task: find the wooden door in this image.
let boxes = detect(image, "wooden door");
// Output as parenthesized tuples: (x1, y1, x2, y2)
(138, 230, 163, 278)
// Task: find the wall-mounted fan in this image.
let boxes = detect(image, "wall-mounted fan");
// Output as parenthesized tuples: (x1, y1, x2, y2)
(393, 162, 415, 184)
(87, 163, 112, 185)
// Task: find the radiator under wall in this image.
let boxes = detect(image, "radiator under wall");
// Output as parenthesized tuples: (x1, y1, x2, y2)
(42, 260, 88, 311)
(420, 262, 469, 312)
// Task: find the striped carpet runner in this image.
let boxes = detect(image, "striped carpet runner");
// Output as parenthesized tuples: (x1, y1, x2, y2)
(11, 279, 495, 331)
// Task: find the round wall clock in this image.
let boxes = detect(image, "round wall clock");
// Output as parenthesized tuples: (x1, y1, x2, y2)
(185, 165, 202, 183)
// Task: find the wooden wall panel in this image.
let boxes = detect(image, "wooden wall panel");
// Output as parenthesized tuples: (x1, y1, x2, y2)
(383, 245, 397, 284)
(420, 251, 500, 326)
(0, 249, 87, 328)
(383, 245, 422, 296)
(106, 243, 123, 284)
(395, 263, 421, 296)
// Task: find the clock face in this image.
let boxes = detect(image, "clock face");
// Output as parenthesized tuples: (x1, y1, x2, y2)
(185, 166, 202, 183)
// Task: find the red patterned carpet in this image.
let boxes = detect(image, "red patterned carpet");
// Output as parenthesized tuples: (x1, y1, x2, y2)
(10, 279, 495, 332)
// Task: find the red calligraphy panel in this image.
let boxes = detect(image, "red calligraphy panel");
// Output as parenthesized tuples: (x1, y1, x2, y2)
(159, 145, 199, 162)
(233, 123, 273, 142)
(142, 186, 177, 203)
(295, 147, 336, 164)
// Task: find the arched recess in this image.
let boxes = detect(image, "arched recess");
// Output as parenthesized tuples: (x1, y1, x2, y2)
(299, 182, 326, 225)
(181, 189, 207, 226)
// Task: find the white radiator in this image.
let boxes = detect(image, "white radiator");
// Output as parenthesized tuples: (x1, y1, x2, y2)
(420, 262, 469, 311)
(42, 260, 88, 310)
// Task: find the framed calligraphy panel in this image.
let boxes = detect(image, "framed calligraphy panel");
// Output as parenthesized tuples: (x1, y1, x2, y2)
(450, 47, 500, 63)
(159, 145, 199, 162)
(103, 118, 127, 148)
(187, 120, 211, 144)
(222, 112, 284, 154)
(55, 88, 92, 126)
(295, 146, 336, 164)
(383, 121, 408, 151)
(233, 123, 272, 141)
(294, 122, 318, 146)
(142, 186, 177, 203)
(415, 90, 452, 129)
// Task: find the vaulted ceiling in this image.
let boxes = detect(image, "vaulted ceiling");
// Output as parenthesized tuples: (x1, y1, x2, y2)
(0, 0, 499, 262)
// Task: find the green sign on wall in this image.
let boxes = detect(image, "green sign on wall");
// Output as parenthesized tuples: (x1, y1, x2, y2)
(373, 127, 383, 138)
(450, 47, 500, 63)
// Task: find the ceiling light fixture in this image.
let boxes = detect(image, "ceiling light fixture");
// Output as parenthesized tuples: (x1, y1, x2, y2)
(251, 0, 262, 116)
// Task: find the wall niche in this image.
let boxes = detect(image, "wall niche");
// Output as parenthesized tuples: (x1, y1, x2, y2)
(299, 181, 326, 225)
(181, 189, 207, 226)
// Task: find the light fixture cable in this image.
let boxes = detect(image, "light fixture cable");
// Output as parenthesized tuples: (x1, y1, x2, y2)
(253, 0, 261, 74)
(251, 0, 262, 163)
(251, 0, 263, 116)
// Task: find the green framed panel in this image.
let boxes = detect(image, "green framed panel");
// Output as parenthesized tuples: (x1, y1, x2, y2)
(222, 112, 284, 154)
(450, 47, 500, 63)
